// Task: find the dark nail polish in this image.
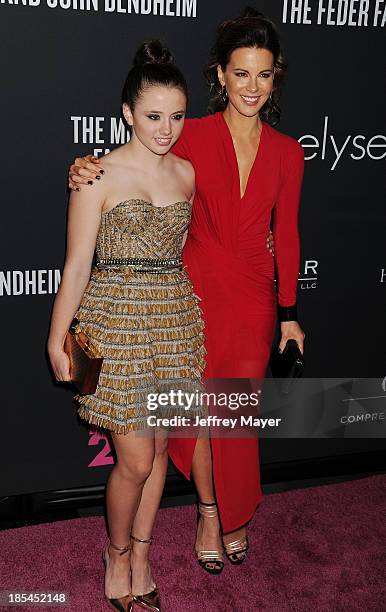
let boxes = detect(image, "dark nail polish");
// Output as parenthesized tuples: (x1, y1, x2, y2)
(76, 187, 80, 192)
(88, 180, 93, 185)
(99, 169, 105, 175)
(96, 175, 101, 180)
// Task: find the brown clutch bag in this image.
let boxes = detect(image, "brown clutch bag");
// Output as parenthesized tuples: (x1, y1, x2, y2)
(64, 318, 103, 395)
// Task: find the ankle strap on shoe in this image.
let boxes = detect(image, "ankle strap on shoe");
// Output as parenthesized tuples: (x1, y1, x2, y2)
(109, 541, 130, 555)
(224, 537, 247, 552)
(130, 533, 153, 545)
(198, 502, 218, 518)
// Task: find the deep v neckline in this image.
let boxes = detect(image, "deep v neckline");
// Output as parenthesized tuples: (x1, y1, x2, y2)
(219, 111, 265, 201)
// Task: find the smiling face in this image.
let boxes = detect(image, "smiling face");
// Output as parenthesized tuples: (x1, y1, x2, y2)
(217, 47, 274, 118)
(123, 85, 187, 155)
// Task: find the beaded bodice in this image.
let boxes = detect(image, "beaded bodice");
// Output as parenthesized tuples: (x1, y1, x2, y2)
(95, 199, 191, 261)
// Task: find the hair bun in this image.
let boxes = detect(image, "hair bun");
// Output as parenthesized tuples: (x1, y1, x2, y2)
(133, 39, 174, 67)
(217, 8, 265, 35)
(239, 7, 265, 19)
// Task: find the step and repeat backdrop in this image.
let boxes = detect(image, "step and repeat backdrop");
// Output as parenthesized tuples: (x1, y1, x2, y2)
(0, 0, 385, 496)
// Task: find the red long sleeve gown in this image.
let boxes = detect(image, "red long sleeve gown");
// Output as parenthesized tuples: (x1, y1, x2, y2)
(168, 111, 305, 533)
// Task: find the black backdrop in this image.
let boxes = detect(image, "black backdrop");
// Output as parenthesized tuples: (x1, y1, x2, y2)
(1, 0, 385, 497)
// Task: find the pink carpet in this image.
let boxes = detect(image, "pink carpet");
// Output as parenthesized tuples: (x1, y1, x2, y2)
(1, 475, 385, 611)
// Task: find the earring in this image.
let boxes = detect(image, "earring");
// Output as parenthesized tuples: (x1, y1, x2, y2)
(221, 85, 228, 104)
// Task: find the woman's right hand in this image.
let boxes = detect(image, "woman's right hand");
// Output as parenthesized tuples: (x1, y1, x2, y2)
(69, 154, 104, 191)
(48, 347, 72, 383)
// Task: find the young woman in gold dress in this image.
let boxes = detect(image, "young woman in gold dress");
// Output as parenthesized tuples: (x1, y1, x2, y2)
(48, 40, 206, 612)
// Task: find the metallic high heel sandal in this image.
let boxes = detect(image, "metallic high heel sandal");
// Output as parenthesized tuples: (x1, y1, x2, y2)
(224, 532, 249, 565)
(130, 534, 161, 612)
(195, 502, 224, 575)
(102, 540, 133, 612)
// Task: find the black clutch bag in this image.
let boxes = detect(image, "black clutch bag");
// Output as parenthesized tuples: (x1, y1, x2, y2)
(269, 339, 304, 394)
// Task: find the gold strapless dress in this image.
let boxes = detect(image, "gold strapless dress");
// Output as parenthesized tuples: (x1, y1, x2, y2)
(73, 199, 206, 434)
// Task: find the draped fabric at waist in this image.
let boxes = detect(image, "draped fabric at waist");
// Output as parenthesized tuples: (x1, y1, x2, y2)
(187, 218, 270, 252)
(184, 226, 274, 270)
(182, 231, 276, 316)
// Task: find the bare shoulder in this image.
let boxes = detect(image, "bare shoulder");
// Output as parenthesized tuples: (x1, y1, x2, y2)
(69, 163, 107, 211)
(169, 153, 195, 181)
(95, 146, 130, 188)
(97, 146, 125, 172)
(169, 154, 195, 198)
(71, 147, 127, 208)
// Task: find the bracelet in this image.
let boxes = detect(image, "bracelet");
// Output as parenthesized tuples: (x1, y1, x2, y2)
(278, 304, 298, 322)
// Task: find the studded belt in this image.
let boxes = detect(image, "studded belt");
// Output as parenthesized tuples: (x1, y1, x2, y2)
(95, 257, 183, 273)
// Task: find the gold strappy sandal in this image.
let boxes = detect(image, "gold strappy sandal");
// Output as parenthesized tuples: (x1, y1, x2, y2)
(195, 501, 224, 575)
(224, 532, 249, 565)
(102, 540, 133, 612)
(130, 534, 161, 612)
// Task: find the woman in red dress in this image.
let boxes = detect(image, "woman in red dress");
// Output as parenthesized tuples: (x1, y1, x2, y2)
(69, 8, 305, 574)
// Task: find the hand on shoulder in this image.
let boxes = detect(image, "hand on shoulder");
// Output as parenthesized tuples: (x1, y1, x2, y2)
(69, 154, 108, 213)
(68, 147, 123, 191)
(69, 154, 103, 191)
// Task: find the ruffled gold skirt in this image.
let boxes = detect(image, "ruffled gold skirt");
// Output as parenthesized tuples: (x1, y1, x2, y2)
(73, 267, 206, 434)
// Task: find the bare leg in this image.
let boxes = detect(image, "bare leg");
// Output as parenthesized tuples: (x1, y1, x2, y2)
(192, 435, 247, 565)
(104, 431, 155, 598)
(130, 429, 168, 596)
(191, 436, 223, 570)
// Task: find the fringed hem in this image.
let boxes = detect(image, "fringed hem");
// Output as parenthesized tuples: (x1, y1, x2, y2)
(77, 404, 152, 434)
(75, 375, 206, 420)
(76, 387, 207, 435)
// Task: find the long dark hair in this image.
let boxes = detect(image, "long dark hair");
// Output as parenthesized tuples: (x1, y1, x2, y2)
(122, 39, 189, 109)
(204, 7, 287, 125)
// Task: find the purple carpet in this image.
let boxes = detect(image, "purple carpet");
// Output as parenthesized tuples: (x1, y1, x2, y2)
(1, 475, 385, 611)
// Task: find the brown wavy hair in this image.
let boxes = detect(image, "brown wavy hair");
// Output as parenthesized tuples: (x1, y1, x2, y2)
(204, 7, 287, 125)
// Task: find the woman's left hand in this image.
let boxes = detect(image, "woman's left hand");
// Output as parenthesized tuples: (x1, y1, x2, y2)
(279, 321, 305, 354)
(48, 347, 72, 382)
